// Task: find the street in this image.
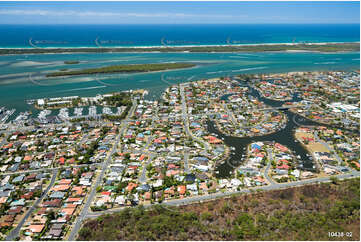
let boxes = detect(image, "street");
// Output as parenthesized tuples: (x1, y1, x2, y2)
(85, 169, 359, 218)
(67, 99, 137, 241)
(5, 169, 58, 241)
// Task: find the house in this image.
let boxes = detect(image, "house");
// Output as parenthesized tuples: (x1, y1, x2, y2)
(59, 179, 72, 185)
(48, 228, 62, 238)
(66, 197, 83, 205)
(8, 206, 23, 215)
(231, 178, 242, 187)
(49, 191, 65, 199)
(43, 199, 62, 208)
(48, 223, 63, 238)
(24, 174, 37, 182)
(114, 195, 126, 205)
(52, 185, 70, 192)
(72, 186, 85, 196)
(199, 182, 208, 191)
(126, 183, 138, 192)
(276, 164, 290, 170)
(0, 197, 8, 204)
(60, 207, 76, 216)
(28, 224, 45, 234)
(177, 185, 186, 195)
(10, 199, 25, 207)
(21, 192, 34, 200)
(186, 184, 197, 191)
(12, 175, 25, 183)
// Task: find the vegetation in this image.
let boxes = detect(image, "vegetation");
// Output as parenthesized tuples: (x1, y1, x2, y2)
(77, 178, 360, 241)
(103, 93, 132, 107)
(64, 60, 80, 64)
(0, 43, 358, 56)
(0, 43, 360, 55)
(46, 63, 196, 77)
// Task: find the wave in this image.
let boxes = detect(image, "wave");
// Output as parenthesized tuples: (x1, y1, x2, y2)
(229, 56, 249, 59)
(10, 61, 54, 67)
(231, 66, 268, 72)
(206, 71, 225, 74)
(314, 62, 337, 65)
(0, 72, 33, 79)
(65, 86, 106, 92)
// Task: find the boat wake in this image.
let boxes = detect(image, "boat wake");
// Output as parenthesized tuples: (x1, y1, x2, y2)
(64, 86, 107, 92)
(314, 62, 337, 65)
(231, 66, 268, 72)
(206, 70, 224, 74)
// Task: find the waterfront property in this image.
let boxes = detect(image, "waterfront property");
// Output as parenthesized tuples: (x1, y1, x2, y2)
(0, 71, 359, 240)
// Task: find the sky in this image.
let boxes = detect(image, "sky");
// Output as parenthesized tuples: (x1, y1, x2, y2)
(0, 1, 359, 24)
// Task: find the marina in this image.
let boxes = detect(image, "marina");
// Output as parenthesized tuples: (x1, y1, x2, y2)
(0, 107, 16, 124)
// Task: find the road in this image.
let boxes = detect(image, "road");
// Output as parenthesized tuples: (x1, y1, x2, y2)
(0, 133, 9, 147)
(138, 105, 158, 184)
(78, 134, 89, 146)
(139, 153, 155, 184)
(0, 163, 102, 177)
(314, 131, 343, 166)
(265, 148, 276, 185)
(222, 103, 238, 125)
(86, 169, 359, 218)
(183, 151, 190, 174)
(67, 99, 137, 241)
(5, 169, 58, 241)
(179, 84, 211, 151)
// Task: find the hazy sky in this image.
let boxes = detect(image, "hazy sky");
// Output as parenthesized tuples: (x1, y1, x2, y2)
(0, 1, 359, 24)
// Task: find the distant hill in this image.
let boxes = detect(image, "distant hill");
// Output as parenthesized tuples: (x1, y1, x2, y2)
(77, 178, 360, 241)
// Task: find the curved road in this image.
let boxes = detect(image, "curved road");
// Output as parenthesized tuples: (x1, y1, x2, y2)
(180, 84, 211, 151)
(86, 169, 359, 219)
(264, 148, 276, 185)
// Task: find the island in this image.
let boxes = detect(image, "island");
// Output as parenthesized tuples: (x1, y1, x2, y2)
(64, 60, 80, 64)
(0, 42, 359, 55)
(46, 62, 196, 77)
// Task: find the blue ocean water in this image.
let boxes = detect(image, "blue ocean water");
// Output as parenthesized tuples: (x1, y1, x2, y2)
(0, 24, 359, 118)
(0, 51, 359, 114)
(0, 24, 359, 48)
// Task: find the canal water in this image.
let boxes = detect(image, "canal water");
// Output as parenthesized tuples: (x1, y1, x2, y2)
(210, 79, 330, 178)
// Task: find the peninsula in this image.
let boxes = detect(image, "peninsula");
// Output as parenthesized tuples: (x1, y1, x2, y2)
(46, 62, 196, 77)
(1, 42, 359, 55)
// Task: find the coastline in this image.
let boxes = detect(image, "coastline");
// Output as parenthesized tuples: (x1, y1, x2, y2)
(0, 42, 359, 55)
(0, 41, 359, 50)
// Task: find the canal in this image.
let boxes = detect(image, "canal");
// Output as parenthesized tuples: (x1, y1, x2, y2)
(210, 79, 329, 178)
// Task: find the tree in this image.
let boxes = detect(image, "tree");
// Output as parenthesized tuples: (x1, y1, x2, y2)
(330, 176, 339, 185)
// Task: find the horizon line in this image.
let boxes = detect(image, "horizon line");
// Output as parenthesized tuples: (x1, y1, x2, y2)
(0, 23, 359, 25)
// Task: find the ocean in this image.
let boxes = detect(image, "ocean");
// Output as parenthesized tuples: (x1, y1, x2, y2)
(0, 24, 359, 117)
(0, 24, 359, 48)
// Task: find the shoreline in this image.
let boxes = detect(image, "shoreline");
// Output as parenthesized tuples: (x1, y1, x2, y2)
(0, 41, 359, 50)
(0, 42, 359, 55)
